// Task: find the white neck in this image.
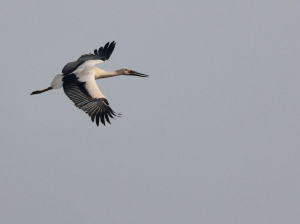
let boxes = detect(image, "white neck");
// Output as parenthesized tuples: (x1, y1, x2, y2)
(95, 69, 123, 79)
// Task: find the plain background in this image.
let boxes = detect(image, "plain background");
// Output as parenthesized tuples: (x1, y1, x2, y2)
(1, 1, 300, 223)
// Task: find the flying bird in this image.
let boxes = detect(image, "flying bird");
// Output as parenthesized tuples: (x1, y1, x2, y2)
(31, 41, 149, 126)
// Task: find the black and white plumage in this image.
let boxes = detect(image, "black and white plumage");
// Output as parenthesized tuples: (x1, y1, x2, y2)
(31, 41, 149, 126)
(62, 41, 116, 75)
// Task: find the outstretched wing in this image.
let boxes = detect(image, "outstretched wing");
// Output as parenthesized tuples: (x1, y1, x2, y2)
(62, 41, 116, 75)
(63, 73, 121, 126)
(79, 41, 116, 61)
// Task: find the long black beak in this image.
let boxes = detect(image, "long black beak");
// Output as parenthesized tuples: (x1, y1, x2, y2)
(128, 70, 149, 77)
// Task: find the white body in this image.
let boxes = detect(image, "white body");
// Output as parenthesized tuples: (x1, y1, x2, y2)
(51, 62, 122, 98)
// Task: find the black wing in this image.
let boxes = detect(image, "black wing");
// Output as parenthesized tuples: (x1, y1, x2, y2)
(62, 41, 116, 75)
(78, 41, 116, 61)
(63, 73, 121, 126)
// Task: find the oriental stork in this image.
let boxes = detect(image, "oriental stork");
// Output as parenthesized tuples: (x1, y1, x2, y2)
(31, 41, 149, 126)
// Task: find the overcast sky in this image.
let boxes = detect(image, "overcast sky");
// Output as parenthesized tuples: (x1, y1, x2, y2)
(1, 1, 300, 223)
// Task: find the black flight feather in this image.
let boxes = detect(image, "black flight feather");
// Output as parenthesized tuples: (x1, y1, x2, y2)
(62, 73, 121, 126)
(62, 41, 116, 75)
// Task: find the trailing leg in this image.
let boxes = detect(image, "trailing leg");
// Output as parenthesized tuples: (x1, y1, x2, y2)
(30, 87, 53, 95)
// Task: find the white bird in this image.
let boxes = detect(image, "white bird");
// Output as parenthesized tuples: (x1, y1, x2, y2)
(31, 41, 149, 126)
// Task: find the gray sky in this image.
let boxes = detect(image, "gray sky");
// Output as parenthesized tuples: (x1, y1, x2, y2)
(1, 1, 300, 223)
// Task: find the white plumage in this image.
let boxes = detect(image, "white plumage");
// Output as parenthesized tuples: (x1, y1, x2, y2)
(31, 41, 148, 126)
(51, 74, 63, 89)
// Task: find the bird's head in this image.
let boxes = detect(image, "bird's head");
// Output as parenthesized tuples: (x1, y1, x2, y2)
(121, 68, 149, 77)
